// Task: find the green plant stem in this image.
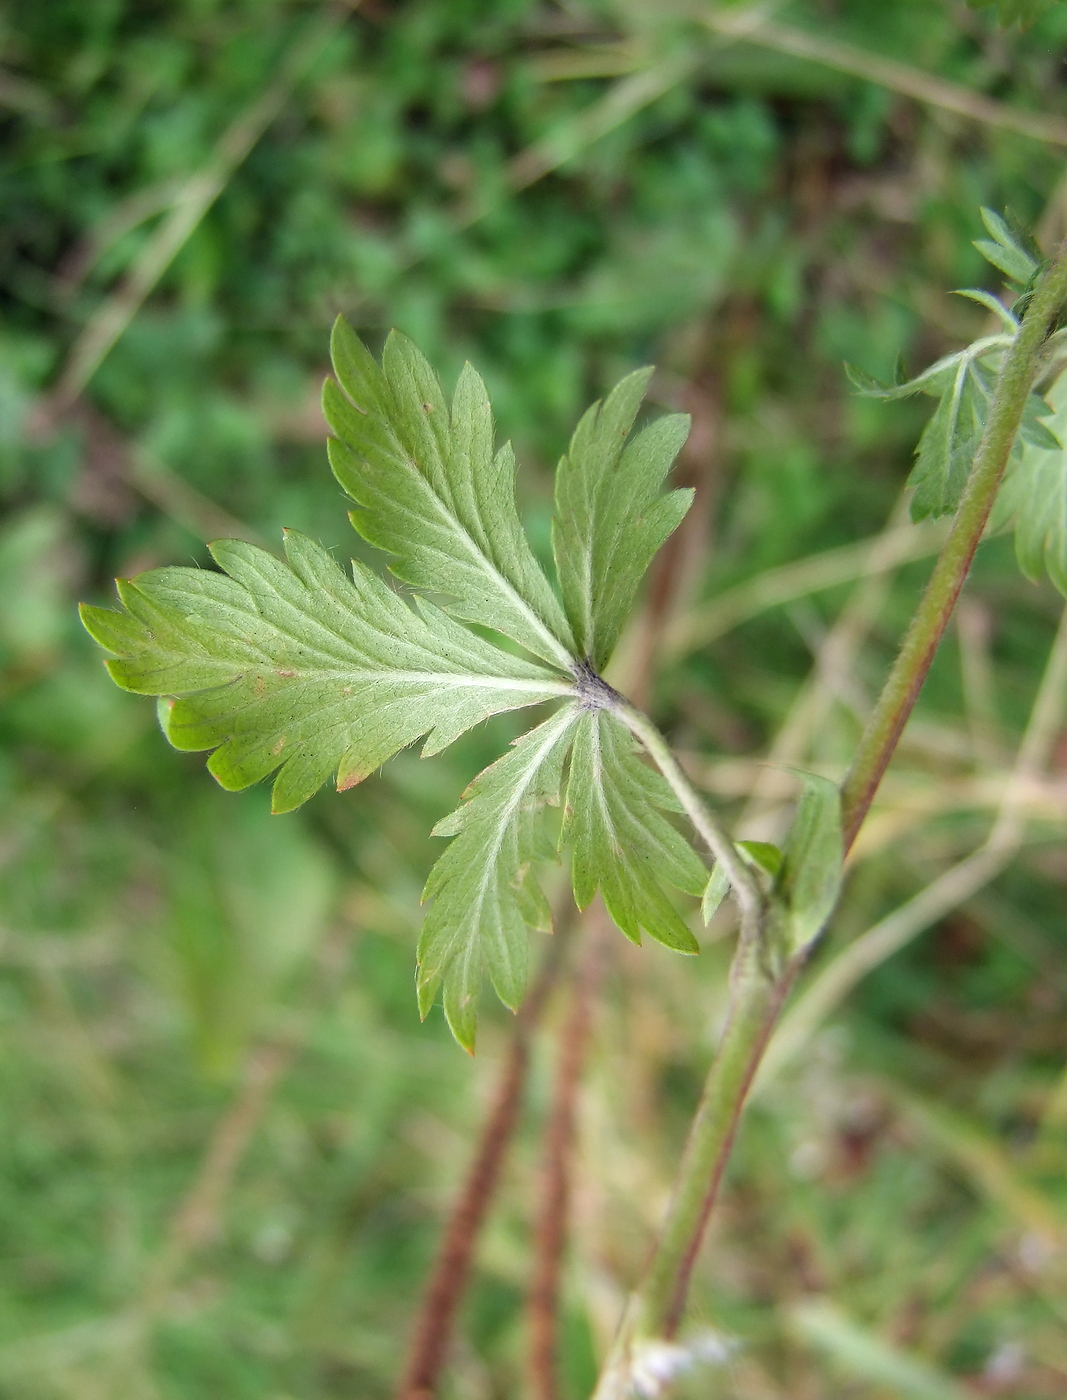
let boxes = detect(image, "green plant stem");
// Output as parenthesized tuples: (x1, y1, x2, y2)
(591, 955, 800, 1398)
(591, 243, 1067, 1395)
(841, 236, 1067, 851)
(635, 948, 790, 1337)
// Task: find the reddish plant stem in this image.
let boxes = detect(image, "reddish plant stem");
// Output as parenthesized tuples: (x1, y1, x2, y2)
(395, 922, 571, 1400)
(528, 914, 610, 1400)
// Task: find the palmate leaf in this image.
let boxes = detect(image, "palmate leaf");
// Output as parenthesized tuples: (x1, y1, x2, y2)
(563, 709, 707, 952)
(324, 319, 576, 670)
(851, 210, 1057, 523)
(995, 368, 1067, 595)
(418, 706, 579, 1051)
(79, 530, 572, 814)
(552, 368, 693, 670)
(82, 332, 708, 1049)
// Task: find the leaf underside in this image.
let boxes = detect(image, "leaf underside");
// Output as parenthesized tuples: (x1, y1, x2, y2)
(80, 530, 567, 814)
(552, 368, 694, 670)
(418, 706, 578, 1050)
(563, 709, 706, 953)
(995, 368, 1067, 596)
(324, 319, 576, 670)
(82, 327, 707, 1048)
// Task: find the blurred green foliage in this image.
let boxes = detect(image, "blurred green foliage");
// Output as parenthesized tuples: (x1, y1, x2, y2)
(4, 0, 1067, 1396)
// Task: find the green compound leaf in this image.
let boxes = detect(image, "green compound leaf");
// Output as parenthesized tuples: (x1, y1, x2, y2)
(563, 709, 706, 952)
(80, 530, 573, 815)
(995, 369, 1067, 596)
(83, 326, 718, 1052)
(418, 706, 579, 1052)
(851, 211, 1056, 523)
(552, 369, 693, 670)
(324, 319, 576, 670)
(774, 772, 843, 955)
(853, 347, 1057, 521)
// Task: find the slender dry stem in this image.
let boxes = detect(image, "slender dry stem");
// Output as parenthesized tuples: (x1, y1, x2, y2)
(396, 922, 572, 1400)
(528, 915, 610, 1400)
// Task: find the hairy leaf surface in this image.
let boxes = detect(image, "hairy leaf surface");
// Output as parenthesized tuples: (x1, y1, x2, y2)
(418, 706, 579, 1050)
(324, 319, 576, 669)
(996, 369, 1067, 595)
(774, 772, 843, 954)
(80, 530, 572, 814)
(974, 206, 1040, 289)
(853, 349, 1056, 520)
(563, 709, 705, 951)
(851, 210, 1055, 521)
(552, 369, 693, 670)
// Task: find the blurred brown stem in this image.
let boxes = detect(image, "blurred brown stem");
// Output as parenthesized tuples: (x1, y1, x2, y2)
(395, 920, 572, 1400)
(528, 913, 610, 1400)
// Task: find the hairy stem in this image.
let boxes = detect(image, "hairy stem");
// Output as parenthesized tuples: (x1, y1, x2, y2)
(636, 950, 791, 1339)
(841, 236, 1067, 850)
(591, 242, 1067, 1395)
(591, 953, 797, 1398)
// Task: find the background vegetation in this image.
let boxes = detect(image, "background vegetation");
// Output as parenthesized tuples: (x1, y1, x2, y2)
(4, 1, 1067, 1395)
